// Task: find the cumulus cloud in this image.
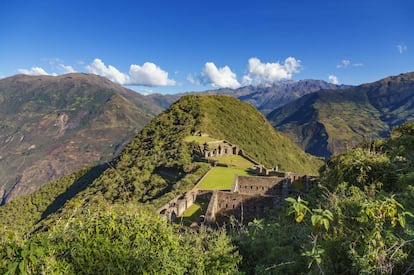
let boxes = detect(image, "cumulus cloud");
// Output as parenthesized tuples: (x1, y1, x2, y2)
(86, 59, 129, 84)
(18, 67, 56, 76)
(328, 75, 339, 84)
(201, 62, 241, 89)
(58, 64, 76, 74)
(191, 56, 303, 88)
(85, 58, 175, 87)
(242, 57, 302, 85)
(129, 62, 176, 86)
(396, 44, 407, 54)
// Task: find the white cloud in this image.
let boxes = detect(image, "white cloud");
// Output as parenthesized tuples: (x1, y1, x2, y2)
(58, 64, 76, 74)
(242, 57, 302, 85)
(18, 66, 56, 76)
(328, 75, 339, 85)
(191, 56, 302, 88)
(129, 62, 176, 86)
(86, 58, 129, 84)
(337, 59, 363, 69)
(336, 60, 350, 69)
(201, 62, 241, 89)
(85, 58, 175, 87)
(396, 44, 407, 54)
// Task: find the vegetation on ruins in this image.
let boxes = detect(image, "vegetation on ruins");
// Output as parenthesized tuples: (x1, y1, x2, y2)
(3, 95, 414, 273)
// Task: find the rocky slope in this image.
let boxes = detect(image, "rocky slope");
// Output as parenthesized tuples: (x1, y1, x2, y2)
(0, 73, 158, 203)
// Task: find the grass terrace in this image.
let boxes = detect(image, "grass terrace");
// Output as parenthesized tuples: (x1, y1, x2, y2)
(197, 167, 251, 190)
(179, 200, 209, 225)
(184, 135, 218, 144)
(208, 155, 255, 169)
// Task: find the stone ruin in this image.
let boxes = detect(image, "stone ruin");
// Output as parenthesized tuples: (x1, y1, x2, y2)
(204, 175, 290, 224)
(157, 138, 317, 225)
(158, 190, 197, 222)
(202, 140, 243, 159)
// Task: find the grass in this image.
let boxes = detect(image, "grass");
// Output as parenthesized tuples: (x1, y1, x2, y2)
(179, 201, 209, 225)
(181, 204, 202, 218)
(197, 167, 250, 190)
(208, 155, 255, 170)
(184, 135, 218, 144)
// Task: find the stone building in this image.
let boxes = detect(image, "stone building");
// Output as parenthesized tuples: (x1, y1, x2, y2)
(204, 175, 292, 225)
(203, 140, 242, 158)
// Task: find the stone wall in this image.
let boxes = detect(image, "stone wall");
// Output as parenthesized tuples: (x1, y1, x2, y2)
(158, 191, 197, 222)
(212, 191, 278, 224)
(232, 175, 286, 196)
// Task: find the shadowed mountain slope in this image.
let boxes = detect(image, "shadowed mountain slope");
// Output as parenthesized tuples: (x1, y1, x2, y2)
(268, 72, 414, 157)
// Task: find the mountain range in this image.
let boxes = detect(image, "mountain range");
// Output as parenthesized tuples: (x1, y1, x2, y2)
(2, 71, 414, 203)
(146, 79, 350, 114)
(0, 73, 160, 204)
(268, 72, 414, 157)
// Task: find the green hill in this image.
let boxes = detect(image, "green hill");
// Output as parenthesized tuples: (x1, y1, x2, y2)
(0, 94, 321, 236)
(0, 73, 159, 204)
(1, 94, 323, 273)
(268, 72, 414, 157)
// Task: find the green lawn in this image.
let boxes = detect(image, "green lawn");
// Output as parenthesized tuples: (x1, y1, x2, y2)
(184, 135, 218, 144)
(208, 155, 255, 169)
(197, 167, 250, 190)
(179, 201, 209, 225)
(181, 204, 202, 218)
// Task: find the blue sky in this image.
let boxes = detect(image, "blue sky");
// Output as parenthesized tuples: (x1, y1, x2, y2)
(1, 0, 412, 94)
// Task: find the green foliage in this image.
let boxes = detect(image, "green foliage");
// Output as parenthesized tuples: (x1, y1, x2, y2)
(0, 205, 240, 274)
(0, 166, 105, 238)
(236, 123, 414, 274)
(285, 196, 311, 223)
(311, 209, 333, 231)
(320, 147, 398, 192)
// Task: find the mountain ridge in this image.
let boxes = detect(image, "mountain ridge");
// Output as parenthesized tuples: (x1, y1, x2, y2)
(0, 73, 158, 203)
(268, 71, 414, 157)
(146, 79, 351, 114)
